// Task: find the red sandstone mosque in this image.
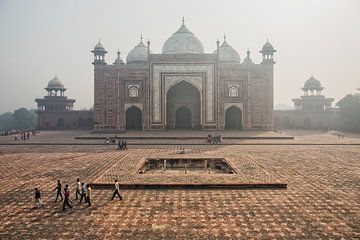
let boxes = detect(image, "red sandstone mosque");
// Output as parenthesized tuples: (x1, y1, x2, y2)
(92, 20, 276, 131)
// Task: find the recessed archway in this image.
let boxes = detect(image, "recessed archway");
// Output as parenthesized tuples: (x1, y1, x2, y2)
(166, 81, 201, 129)
(57, 118, 65, 128)
(225, 106, 242, 129)
(77, 117, 85, 128)
(126, 106, 142, 130)
(175, 106, 192, 129)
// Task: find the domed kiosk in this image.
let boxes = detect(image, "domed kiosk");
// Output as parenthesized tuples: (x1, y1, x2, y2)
(35, 75, 93, 130)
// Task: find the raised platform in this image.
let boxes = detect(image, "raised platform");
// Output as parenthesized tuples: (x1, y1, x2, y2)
(90, 150, 287, 189)
(76, 130, 294, 141)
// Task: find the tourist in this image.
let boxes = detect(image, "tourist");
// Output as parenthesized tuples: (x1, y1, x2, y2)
(34, 188, 44, 208)
(75, 178, 81, 200)
(14, 134, 18, 141)
(86, 184, 92, 206)
(124, 139, 127, 150)
(79, 182, 87, 203)
(53, 180, 63, 202)
(26, 132, 30, 139)
(117, 140, 123, 150)
(105, 136, 110, 145)
(63, 185, 73, 211)
(111, 180, 122, 200)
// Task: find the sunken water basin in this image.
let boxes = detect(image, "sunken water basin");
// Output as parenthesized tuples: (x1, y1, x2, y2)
(137, 158, 237, 175)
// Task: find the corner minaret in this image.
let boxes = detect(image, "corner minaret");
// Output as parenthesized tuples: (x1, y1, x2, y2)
(91, 40, 107, 65)
(260, 38, 276, 64)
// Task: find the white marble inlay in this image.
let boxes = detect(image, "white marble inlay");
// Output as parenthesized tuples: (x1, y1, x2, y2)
(152, 64, 214, 122)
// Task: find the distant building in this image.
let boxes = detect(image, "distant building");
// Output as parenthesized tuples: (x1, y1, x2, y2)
(274, 76, 337, 129)
(35, 75, 93, 130)
(92, 20, 276, 131)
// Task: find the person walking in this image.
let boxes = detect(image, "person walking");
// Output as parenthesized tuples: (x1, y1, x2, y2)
(63, 185, 73, 211)
(34, 188, 44, 208)
(75, 178, 81, 200)
(86, 184, 92, 206)
(111, 180, 122, 200)
(79, 182, 87, 204)
(53, 180, 63, 202)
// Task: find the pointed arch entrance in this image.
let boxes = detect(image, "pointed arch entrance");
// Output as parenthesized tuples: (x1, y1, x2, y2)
(175, 106, 192, 129)
(126, 106, 142, 130)
(166, 81, 201, 129)
(225, 106, 242, 129)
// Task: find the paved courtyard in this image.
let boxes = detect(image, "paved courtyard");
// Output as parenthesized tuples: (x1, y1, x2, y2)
(0, 130, 359, 239)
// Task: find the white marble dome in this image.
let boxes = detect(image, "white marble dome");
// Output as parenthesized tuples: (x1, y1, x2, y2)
(47, 75, 64, 88)
(126, 40, 149, 63)
(214, 39, 240, 63)
(304, 76, 322, 89)
(162, 23, 204, 54)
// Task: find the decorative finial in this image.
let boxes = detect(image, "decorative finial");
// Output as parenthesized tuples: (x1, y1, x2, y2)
(267, 37, 269, 43)
(99, 39, 101, 43)
(224, 34, 227, 41)
(182, 16, 185, 25)
(247, 49, 250, 57)
(147, 38, 151, 45)
(117, 49, 120, 57)
(55, 74, 57, 78)
(140, 34, 143, 42)
(311, 73, 313, 78)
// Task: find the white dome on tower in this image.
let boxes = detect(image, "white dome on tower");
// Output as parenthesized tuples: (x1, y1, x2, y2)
(162, 19, 204, 54)
(47, 75, 64, 89)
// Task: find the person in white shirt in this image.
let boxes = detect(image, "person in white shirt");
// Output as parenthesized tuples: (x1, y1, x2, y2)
(79, 182, 87, 204)
(111, 180, 122, 200)
(75, 178, 81, 200)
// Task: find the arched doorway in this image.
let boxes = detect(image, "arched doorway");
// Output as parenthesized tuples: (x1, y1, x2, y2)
(57, 118, 65, 128)
(77, 118, 85, 128)
(126, 106, 142, 130)
(225, 106, 242, 129)
(166, 81, 201, 129)
(175, 106, 192, 129)
(86, 118, 94, 129)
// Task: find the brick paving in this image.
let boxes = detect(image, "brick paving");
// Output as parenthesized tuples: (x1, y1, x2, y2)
(0, 132, 359, 239)
(94, 149, 277, 185)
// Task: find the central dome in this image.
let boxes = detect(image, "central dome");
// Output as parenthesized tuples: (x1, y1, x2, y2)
(162, 22, 204, 54)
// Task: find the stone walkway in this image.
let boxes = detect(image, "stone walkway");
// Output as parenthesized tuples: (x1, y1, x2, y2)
(0, 142, 359, 239)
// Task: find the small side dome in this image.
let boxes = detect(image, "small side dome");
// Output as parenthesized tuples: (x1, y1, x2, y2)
(243, 50, 254, 65)
(113, 50, 124, 65)
(260, 39, 276, 54)
(214, 36, 240, 63)
(126, 38, 149, 63)
(304, 76, 322, 90)
(93, 40, 106, 52)
(47, 75, 64, 89)
(162, 19, 204, 54)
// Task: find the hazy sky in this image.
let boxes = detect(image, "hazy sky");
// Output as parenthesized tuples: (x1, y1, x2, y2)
(0, 0, 359, 113)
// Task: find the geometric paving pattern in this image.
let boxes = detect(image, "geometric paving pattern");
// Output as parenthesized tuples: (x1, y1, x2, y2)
(93, 149, 280, 185)
(0, 143, 359, 239)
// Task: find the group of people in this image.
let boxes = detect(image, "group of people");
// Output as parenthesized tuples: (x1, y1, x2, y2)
(0, 129, 35, 138)
(104, 135, 128, 150)
(34, 179, 92, 211)
(337, 131, 345, 139)
(34, 179, 122, 211)
(206, 134, 222, 144)
(14, 131, 32, 141)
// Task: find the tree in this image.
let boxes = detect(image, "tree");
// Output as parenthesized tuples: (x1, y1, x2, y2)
(12, 108, 37, 130)
(336, 94, 360, 132)
(0, 112, 14, 130)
